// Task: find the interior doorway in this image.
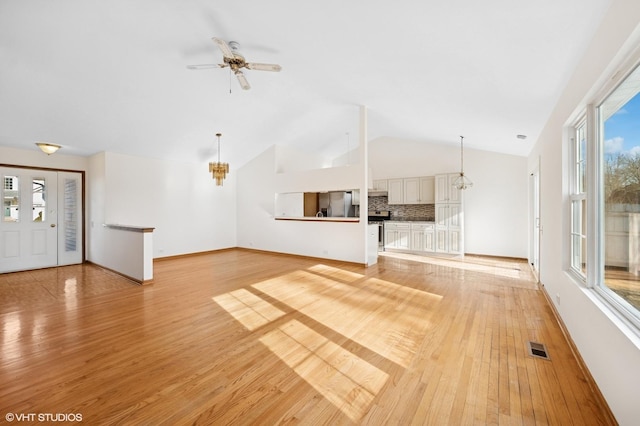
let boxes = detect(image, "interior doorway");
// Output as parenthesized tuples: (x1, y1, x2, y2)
(1, 166, 83, 273)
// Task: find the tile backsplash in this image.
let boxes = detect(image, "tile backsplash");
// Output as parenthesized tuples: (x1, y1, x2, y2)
(368, 196, 435, 220)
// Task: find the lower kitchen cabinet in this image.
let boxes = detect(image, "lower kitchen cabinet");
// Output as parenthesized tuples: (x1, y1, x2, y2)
(384, 222, 411, 250)
(411, 228, 425, 251)
(435, 226, 448, 253)
(448, 228, 462, 254)
(386, 221, 436, 253)
(411, 223, 435, 252)
(425, 230, 435, 252)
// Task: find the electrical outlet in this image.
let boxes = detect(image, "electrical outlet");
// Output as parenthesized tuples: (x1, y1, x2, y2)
(556, 293, 560, 305)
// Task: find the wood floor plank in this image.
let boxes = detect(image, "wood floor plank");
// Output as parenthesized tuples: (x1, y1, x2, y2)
(0, 249, 616, 425)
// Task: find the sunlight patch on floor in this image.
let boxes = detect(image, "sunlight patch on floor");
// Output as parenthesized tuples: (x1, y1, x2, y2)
(306, 264, 364, 283)
(260, 319, 388, 422)
(212, 288, 286, 331)
(381, 251, 530, 280)
(212, 263, 443, 420)
(253, 269, 441, 368)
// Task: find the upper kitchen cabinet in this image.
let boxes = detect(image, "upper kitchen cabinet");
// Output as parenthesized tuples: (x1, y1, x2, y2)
(372, 179, 388, 191)
(435, 173, 462, 203)
(404, 176, 435, 204)
(388, 176, 435, 205)
(387, 179, 404, 204)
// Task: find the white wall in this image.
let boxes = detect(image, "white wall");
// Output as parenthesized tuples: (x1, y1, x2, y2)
(369, 137, 528, 258)
(87, 152, 106, 263)
(528, 1, 640, 423)
(98, 152, 237, 258)
(236, 145, 368, 264)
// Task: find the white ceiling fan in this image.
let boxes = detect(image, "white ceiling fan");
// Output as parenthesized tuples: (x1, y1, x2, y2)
(187, 37, 282, 90)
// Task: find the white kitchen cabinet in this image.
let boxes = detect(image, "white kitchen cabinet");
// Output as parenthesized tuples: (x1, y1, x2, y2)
(372, 179, 388, 191)
(411, 222, 435, 252)
(435, 203, 463, 255)
(424, 227, 435, 252)
(404, 176, 435, 204)
(386, 221, 437, 253)
(352, 189, 360, 205)
(448, 228, 462, 254)
(448, 203, 462, 228)
(389, 176, 435, 205)
(384, 221, 410, 250)
(437, 203, 462, 227)
(420, 176, 435, 204)
(411, 228, 424, 251)
(435, 173, 462, 204)
(404, 178, 419, 204)
(435, 204, 448, 226)
(387, 179, 404, 204)
(435, 226, 449, 253)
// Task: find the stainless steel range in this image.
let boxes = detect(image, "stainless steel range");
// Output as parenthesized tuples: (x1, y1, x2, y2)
(368, 210, 391, 250)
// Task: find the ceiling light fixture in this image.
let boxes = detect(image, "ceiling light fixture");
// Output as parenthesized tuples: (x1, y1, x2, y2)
(209, 133, 229, 186)
(36, 142, 61, 155)
(452, 135, 473, 190)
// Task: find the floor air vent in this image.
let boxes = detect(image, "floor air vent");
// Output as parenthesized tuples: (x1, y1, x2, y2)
(528, 341, 550, 360)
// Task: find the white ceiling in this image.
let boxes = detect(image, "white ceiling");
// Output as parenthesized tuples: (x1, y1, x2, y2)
(0, 0, 612, 167)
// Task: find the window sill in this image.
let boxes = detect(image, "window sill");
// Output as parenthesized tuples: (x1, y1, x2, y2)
(565, 269, 640, 350)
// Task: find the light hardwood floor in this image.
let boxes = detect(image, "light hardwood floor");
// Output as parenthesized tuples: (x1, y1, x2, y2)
(0, 249, 615, 425)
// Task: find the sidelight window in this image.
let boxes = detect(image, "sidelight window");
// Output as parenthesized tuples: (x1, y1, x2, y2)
(32, 178, 46, 222)
(3, 175, 19, 222)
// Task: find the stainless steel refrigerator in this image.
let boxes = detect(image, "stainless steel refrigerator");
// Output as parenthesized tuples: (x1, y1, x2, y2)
(318, 191, 355, 217)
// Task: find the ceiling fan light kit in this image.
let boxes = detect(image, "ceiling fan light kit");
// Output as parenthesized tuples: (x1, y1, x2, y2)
(187, 37, 282, 91)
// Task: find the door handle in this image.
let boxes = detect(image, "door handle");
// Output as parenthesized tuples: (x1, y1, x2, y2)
(50, 224, 56, 228)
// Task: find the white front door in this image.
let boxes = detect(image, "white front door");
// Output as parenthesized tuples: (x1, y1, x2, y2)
(0, 167, 83, 273)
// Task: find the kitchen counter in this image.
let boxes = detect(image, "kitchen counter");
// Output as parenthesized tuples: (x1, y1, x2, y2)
(388, 217, 435, 222)
(275, 216, 360, 223)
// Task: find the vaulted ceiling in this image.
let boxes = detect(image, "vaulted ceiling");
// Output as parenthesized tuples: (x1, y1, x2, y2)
(0, 0, 612, 167)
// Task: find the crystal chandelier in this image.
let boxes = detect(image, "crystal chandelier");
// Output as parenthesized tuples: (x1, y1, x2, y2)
(452, 135, 473, 190)
(209, 133, 229, 186)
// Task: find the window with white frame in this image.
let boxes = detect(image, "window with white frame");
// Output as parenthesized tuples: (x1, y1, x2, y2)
(572, 62, 640, 329)
(570, 121, 587, 277)
(598, 64, 640, 324)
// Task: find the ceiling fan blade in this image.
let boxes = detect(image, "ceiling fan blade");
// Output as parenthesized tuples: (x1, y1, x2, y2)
(212, 37, 235, 59)
(245, 62, 282, 72)
(186, 64, 227, 70)
(235, 70, 251, 90)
